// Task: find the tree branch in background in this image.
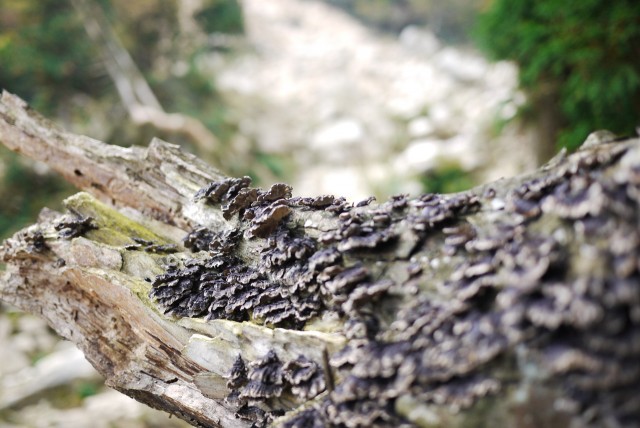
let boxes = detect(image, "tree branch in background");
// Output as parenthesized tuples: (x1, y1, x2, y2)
(70, 0, 220, 154)
(1, 91, 640, 427)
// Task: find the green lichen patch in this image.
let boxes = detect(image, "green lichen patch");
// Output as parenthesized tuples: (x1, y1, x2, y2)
(62, 192, 172, 247)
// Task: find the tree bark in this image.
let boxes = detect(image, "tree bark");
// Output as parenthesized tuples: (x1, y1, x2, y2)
(1, 91, 639, 428)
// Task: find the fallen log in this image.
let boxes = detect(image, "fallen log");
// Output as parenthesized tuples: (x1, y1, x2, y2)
(1, 90, 639, 427)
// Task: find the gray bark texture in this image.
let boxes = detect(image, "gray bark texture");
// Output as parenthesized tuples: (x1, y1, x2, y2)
(1, 90, 639, 428)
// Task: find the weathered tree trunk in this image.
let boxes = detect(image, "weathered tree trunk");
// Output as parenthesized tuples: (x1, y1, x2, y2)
(0, 91, 639, 428)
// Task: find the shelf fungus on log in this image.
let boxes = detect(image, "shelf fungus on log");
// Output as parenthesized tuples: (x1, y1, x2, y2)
(1, 90, 640, 428)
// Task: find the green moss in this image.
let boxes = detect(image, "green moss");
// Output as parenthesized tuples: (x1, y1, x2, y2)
(59, 192, 179, 309)
(62, 192, 170, 247)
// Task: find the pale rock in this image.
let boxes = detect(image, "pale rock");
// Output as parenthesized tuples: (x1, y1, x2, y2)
(0, 343, 99, 409)
(84, 389, 145, 420)
(202, 0, 522, 197)
(310, 118, 364, 150)
(434, 46, 488, 83)
(386, 95, 427, 120)
(396, 139, 442, 173)
(13, 315, 57, 355)
(486, 61, 520, 90)
(0, 310, 31, 376)
(429, 104, 456, 136)
(296, 166, 370, 202)
(399, 26, 440, 56)
(444, 135, 484, 170)
(407, 117, 435, 139)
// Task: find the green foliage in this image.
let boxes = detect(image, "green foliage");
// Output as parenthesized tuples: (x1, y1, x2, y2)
(195, 0, 244, 34)
(150, 54, 234, 147)
(106, 0, 180, 71)
(420, 163, 475, 195)
(75, 381, 100, 399)
(0, 148, 74, 240)
(0, 0, 83, 237)
(475, 0, 640, 150)
(0, 0, 102, 114)
(255, 152, 289, 179)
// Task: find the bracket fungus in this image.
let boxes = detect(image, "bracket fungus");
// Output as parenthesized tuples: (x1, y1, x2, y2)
(144, 140, 640, 426)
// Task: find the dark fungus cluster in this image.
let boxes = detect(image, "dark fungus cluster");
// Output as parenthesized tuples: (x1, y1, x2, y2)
(23, 228, 48, 253)
(286, 144, 640, 427)
(149, 143, 640, 427)
(150, 177, 404, 330)
(226, 351, 326, 428)
(54, 214, 97, 239)
(124, 237, 178, 254)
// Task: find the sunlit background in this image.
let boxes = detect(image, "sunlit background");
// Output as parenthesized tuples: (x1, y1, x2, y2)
(0, 0, 638, 426)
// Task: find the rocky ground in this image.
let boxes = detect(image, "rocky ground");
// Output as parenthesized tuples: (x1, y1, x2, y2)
(0, 0, 531, 426)
(209, 0, 534, 201)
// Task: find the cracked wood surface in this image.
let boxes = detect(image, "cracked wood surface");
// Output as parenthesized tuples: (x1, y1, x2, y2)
(0, 91, 224, 229)
(1, 91, 640, 428)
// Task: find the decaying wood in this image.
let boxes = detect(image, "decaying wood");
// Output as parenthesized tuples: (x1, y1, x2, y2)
(1, 90, 639, 428)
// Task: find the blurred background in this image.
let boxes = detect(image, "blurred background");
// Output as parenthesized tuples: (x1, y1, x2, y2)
(0, 0, 638, 426)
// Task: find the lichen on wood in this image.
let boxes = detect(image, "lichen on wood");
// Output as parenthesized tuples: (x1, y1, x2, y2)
(1, 90, 640, 428)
